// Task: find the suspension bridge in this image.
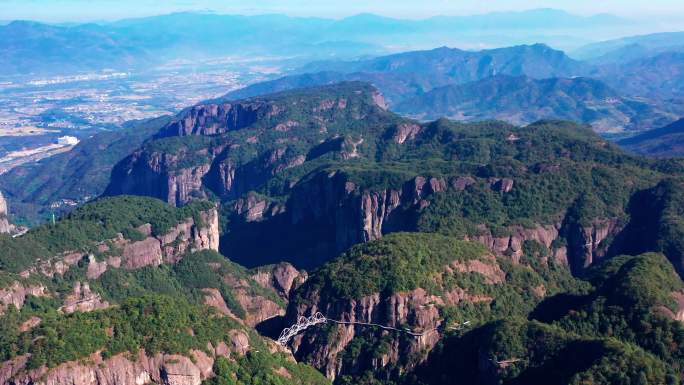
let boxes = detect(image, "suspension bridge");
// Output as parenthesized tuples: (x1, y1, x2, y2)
(276, 312, 470, 347)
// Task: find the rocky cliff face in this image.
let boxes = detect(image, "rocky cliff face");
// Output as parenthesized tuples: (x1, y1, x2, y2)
(263, 170, 618, 272)
(563, 218, 621, 274)
(221, 164, 625, 273)
(0, 191, 14, 234)
(286, 252, 510, 381)
(105, 82, 392, 207)
(289, 289, 443, 380)
(2, 207, 220, 315)
(26, 207, 219, 279)
(0, 282, 48, 315)
(105, 150, 215, 207)
(156, 101, 276, 138)
(0, 337, 253, 385)
(251, 263, 308, 299)
(287, 172, 446, 256)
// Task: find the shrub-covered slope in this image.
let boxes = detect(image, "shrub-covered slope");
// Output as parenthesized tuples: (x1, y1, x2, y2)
(404, 252, 684, 385)
(0, 195, 328, 385)
(0, 116, 170, 224)
(284, 232, 587, 382)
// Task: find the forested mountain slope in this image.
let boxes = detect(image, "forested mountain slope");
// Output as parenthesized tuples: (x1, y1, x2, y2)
(4, 81, 684, 385)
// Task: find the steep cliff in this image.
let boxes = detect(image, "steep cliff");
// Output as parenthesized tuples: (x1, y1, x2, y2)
(0, 191, 14, 234)
(0, 197, 328, 385)
(103, 83, 683, 279)
(607, 179, 684, 278)
(282, 233, 583, 382)
(404, 252, 684, 385)
(0, 295, 329, 385)
(0, 197, 221, 316)
(0, 195, 293, 329)
(105, 82, 398, 207)
(156, 101, 276, 138)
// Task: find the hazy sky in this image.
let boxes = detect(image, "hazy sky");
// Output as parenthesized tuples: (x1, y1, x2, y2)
(1, 0, 684, 22)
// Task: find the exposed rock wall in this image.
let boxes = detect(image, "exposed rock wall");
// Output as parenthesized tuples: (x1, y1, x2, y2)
(20, 207, 219, 281)
(106, 151, 214, 207)
(156, 101, 273, 138)
(288, 288, 444, 379)
(251, 263, 308, 299)
(60, 281, 110, 314)
(288, 172, 446, 255)
(4, 207, 219, 315)
(563, 218, 621, 274)
(0, 282, 48, 314)
(0, 339, 252, 385)
(284, 254, 507, 380)
(287, 171, 612, 269)
(0, 191, 14, 234)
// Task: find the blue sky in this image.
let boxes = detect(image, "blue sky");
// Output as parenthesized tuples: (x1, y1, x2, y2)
(1, 0, 684, 21)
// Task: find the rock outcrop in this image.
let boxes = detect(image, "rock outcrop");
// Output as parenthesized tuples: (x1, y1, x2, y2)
(564, 218, 622, 274)
(289, 172, 452, 256)
(288, 263, 504, 381)
(223, 275, 284, 327)
(105, 150, 215, 207)
(4, 207, 220, 316)
(0, 191, 15, 234)
(0, 342, 252, 385)
(289, 289, 443, 380)
(19, 207, 219, 281)
(156, 101, 273, 138)
(468, 224, 562, 262)
(0, 282, 48, 314)
(251, 263, 307, 299)
(60, 281, 109, 314)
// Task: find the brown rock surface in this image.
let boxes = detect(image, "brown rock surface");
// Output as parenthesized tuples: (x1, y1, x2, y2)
(0, 282, 48, 314)
(0, 331, 259, 385)
(252, 263, 307, 299)
(392, 123, 422, 144)
(202, 288, 239, 319)
(60, 282, 109, 314)
(290, 288, 446, 380)
(0, 191, 13, 234)
(122, 237, 163, 269)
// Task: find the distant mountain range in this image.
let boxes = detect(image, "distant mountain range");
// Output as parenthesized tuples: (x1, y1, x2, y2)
(394, 75, 679, 132)
(591, 51, 684, 99)
(618, 118, 684, 156)
(573, 31, 684, 63)
(0, 9, 631, 76)
(225, 44, 589, 104)
(222, 44, 684, 132)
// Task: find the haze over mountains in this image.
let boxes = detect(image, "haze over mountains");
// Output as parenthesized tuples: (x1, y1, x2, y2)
(3, 24, 684, 223)
(3, 5, 684, 385)
(222, 43, 684, 133)
(394, 75, 679, 131)
(0, 8, 646, 76)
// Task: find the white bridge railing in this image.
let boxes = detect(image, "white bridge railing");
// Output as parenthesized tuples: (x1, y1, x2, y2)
(276, 312, 469, 347)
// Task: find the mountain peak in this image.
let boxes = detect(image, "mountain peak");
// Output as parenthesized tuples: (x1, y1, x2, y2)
(156, 81, 387, 138)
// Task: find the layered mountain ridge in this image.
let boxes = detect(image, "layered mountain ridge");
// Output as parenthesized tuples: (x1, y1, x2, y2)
(221, 45, 684, 133)
(4, 81, 684, 385)
(101, 82, 682, 273)
(395, 75, 678, 132)
(618, 118, 684, 157)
